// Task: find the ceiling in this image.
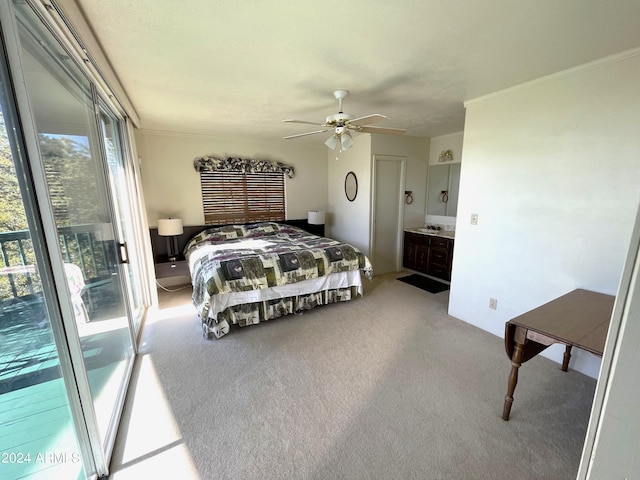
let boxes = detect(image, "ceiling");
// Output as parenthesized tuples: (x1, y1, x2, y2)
(74, 0, 640, 144)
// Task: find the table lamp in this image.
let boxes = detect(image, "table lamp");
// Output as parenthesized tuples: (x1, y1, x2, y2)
(307, 210, 326, 225)
(157, 218, 183, 261)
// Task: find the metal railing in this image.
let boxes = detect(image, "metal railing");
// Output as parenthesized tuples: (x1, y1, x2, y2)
(0, 223, 114, 302)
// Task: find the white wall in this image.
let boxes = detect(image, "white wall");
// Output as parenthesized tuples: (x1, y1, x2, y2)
(327, 134, 430, 259)
(135, 130, 328, 227)
(428, 131, 463, 166)
(327, 134, 372, 255)
(449, 50, 640, 378)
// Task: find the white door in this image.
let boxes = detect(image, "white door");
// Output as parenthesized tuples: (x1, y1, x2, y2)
(372, 156, 405, 275)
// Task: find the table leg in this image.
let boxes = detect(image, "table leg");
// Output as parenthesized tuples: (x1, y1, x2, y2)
(562, 344, 572, 372)
(502, 341, 525, 421)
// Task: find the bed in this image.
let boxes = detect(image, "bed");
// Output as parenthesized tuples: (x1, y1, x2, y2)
(185, 222, 373, 339)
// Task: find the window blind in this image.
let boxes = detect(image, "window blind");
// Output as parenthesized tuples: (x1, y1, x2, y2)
(200, 171, 285, 225)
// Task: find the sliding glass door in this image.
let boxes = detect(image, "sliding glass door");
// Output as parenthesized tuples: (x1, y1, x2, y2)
(0, 57, 88, 480)
(12, 0, 135, 461)
(0, 1, 151, 477)
(97, 105, 146, 336)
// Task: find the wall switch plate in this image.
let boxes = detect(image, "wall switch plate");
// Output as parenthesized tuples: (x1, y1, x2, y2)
(489, 298, 498, 310)
(471, 213, 478, 225)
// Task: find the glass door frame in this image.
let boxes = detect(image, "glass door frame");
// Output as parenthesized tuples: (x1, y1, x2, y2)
(123, 117, 156, 340)
(94, 96, 149, 338)
(0, 0, 153, 477)
(87, 83, 138, 464)
(0, 2, 103, 477)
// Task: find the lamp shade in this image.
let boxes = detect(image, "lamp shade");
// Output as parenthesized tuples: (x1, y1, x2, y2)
(340, 131, 353, 150)
(325, 135, 339, 150)
(308, 210, 326, 225)
(157, 218, 183, 236)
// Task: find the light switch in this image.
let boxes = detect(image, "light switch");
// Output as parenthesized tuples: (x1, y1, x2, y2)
(470, 213, 478, 225)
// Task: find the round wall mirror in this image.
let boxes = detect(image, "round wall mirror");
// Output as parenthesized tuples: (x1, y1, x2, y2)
(345, 171, 358, 202)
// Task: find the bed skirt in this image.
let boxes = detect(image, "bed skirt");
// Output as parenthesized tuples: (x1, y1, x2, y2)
(202, 285, 360, 339)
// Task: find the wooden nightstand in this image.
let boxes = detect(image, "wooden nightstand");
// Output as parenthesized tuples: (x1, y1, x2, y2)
(154, 255, 189, 279)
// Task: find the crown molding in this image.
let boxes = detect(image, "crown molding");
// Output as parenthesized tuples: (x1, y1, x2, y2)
(465, 47, 640, 107)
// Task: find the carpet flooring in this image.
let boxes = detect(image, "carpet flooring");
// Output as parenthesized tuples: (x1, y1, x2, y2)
(397, 273, 450, 293)
(109, 272, 596, 480)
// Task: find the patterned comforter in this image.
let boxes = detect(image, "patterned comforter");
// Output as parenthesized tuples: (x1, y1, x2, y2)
(185, 222, 373, 338)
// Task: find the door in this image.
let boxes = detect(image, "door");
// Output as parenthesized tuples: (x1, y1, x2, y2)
(0, 47, 91, 480)
(97, 104, 146, 336)
(372, 155, 405, 275)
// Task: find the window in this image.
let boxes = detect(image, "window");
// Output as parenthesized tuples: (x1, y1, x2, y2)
(201, 171, 286, 224)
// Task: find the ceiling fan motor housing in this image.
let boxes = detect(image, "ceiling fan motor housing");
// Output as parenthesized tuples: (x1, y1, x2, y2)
(325, 112, 354, 127)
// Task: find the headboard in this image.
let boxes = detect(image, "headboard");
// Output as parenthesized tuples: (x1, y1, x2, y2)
(149, 219, 324, 261)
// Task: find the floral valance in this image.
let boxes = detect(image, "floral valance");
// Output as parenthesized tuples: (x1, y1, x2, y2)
(193, 155, 295, 178)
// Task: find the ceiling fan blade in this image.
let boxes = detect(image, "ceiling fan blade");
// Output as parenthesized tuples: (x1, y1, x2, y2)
(282, 119, 325, 126)
(348, 114, 388, 126)
(357, 125, 406, 135)
(283, 129, 330, 139)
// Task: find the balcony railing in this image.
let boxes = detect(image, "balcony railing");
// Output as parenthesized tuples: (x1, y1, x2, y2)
(0, 223, 117, 309)
(1, 223, 124, 392)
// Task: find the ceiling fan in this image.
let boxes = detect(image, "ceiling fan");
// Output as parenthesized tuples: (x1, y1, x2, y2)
(282, 90, 406, 150)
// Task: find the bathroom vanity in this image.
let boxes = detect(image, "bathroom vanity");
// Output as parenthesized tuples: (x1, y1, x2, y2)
(403, 229, 454, 281)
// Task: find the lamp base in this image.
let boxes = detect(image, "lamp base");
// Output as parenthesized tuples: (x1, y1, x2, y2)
(166, 235, 180, 262)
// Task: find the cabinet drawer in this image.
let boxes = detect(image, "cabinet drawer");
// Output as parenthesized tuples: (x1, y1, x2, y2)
(429, 248, 449, 267)
(431, 237, 452, 249)
(155, 260, 190, 278)
(427, 262, 450, 280)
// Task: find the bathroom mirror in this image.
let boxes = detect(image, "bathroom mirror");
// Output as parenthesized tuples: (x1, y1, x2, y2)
(426, 163, 461, 216)
(345, 171, 358, 202)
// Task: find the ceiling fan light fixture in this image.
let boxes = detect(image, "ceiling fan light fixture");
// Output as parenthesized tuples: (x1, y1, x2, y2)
(325, 134, 339, 150)
(340, 130, 353, 150)
(283, 89, 405, 147)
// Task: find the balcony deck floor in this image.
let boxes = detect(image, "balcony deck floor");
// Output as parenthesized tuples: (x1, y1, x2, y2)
(0, 303, 131, 480)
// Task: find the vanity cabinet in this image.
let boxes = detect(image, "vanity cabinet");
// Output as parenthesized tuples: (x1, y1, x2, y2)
(403, 233, 429, 272)
(403, 232, 454, 281)
(426, 236, 453, 280)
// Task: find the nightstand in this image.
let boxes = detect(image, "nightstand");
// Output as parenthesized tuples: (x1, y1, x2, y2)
(154, 255, 189, 279)
(305, 223, 325, 237)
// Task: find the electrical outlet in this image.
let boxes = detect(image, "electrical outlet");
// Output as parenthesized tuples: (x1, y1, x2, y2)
(489, 298, 498, 310)
(471, 213, 478, 225)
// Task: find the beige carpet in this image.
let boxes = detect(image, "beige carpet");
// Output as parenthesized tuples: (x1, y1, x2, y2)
(109, 272, 596, 480)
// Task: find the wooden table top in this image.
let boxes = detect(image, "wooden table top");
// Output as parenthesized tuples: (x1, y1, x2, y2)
(508, 289, 615, 356)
